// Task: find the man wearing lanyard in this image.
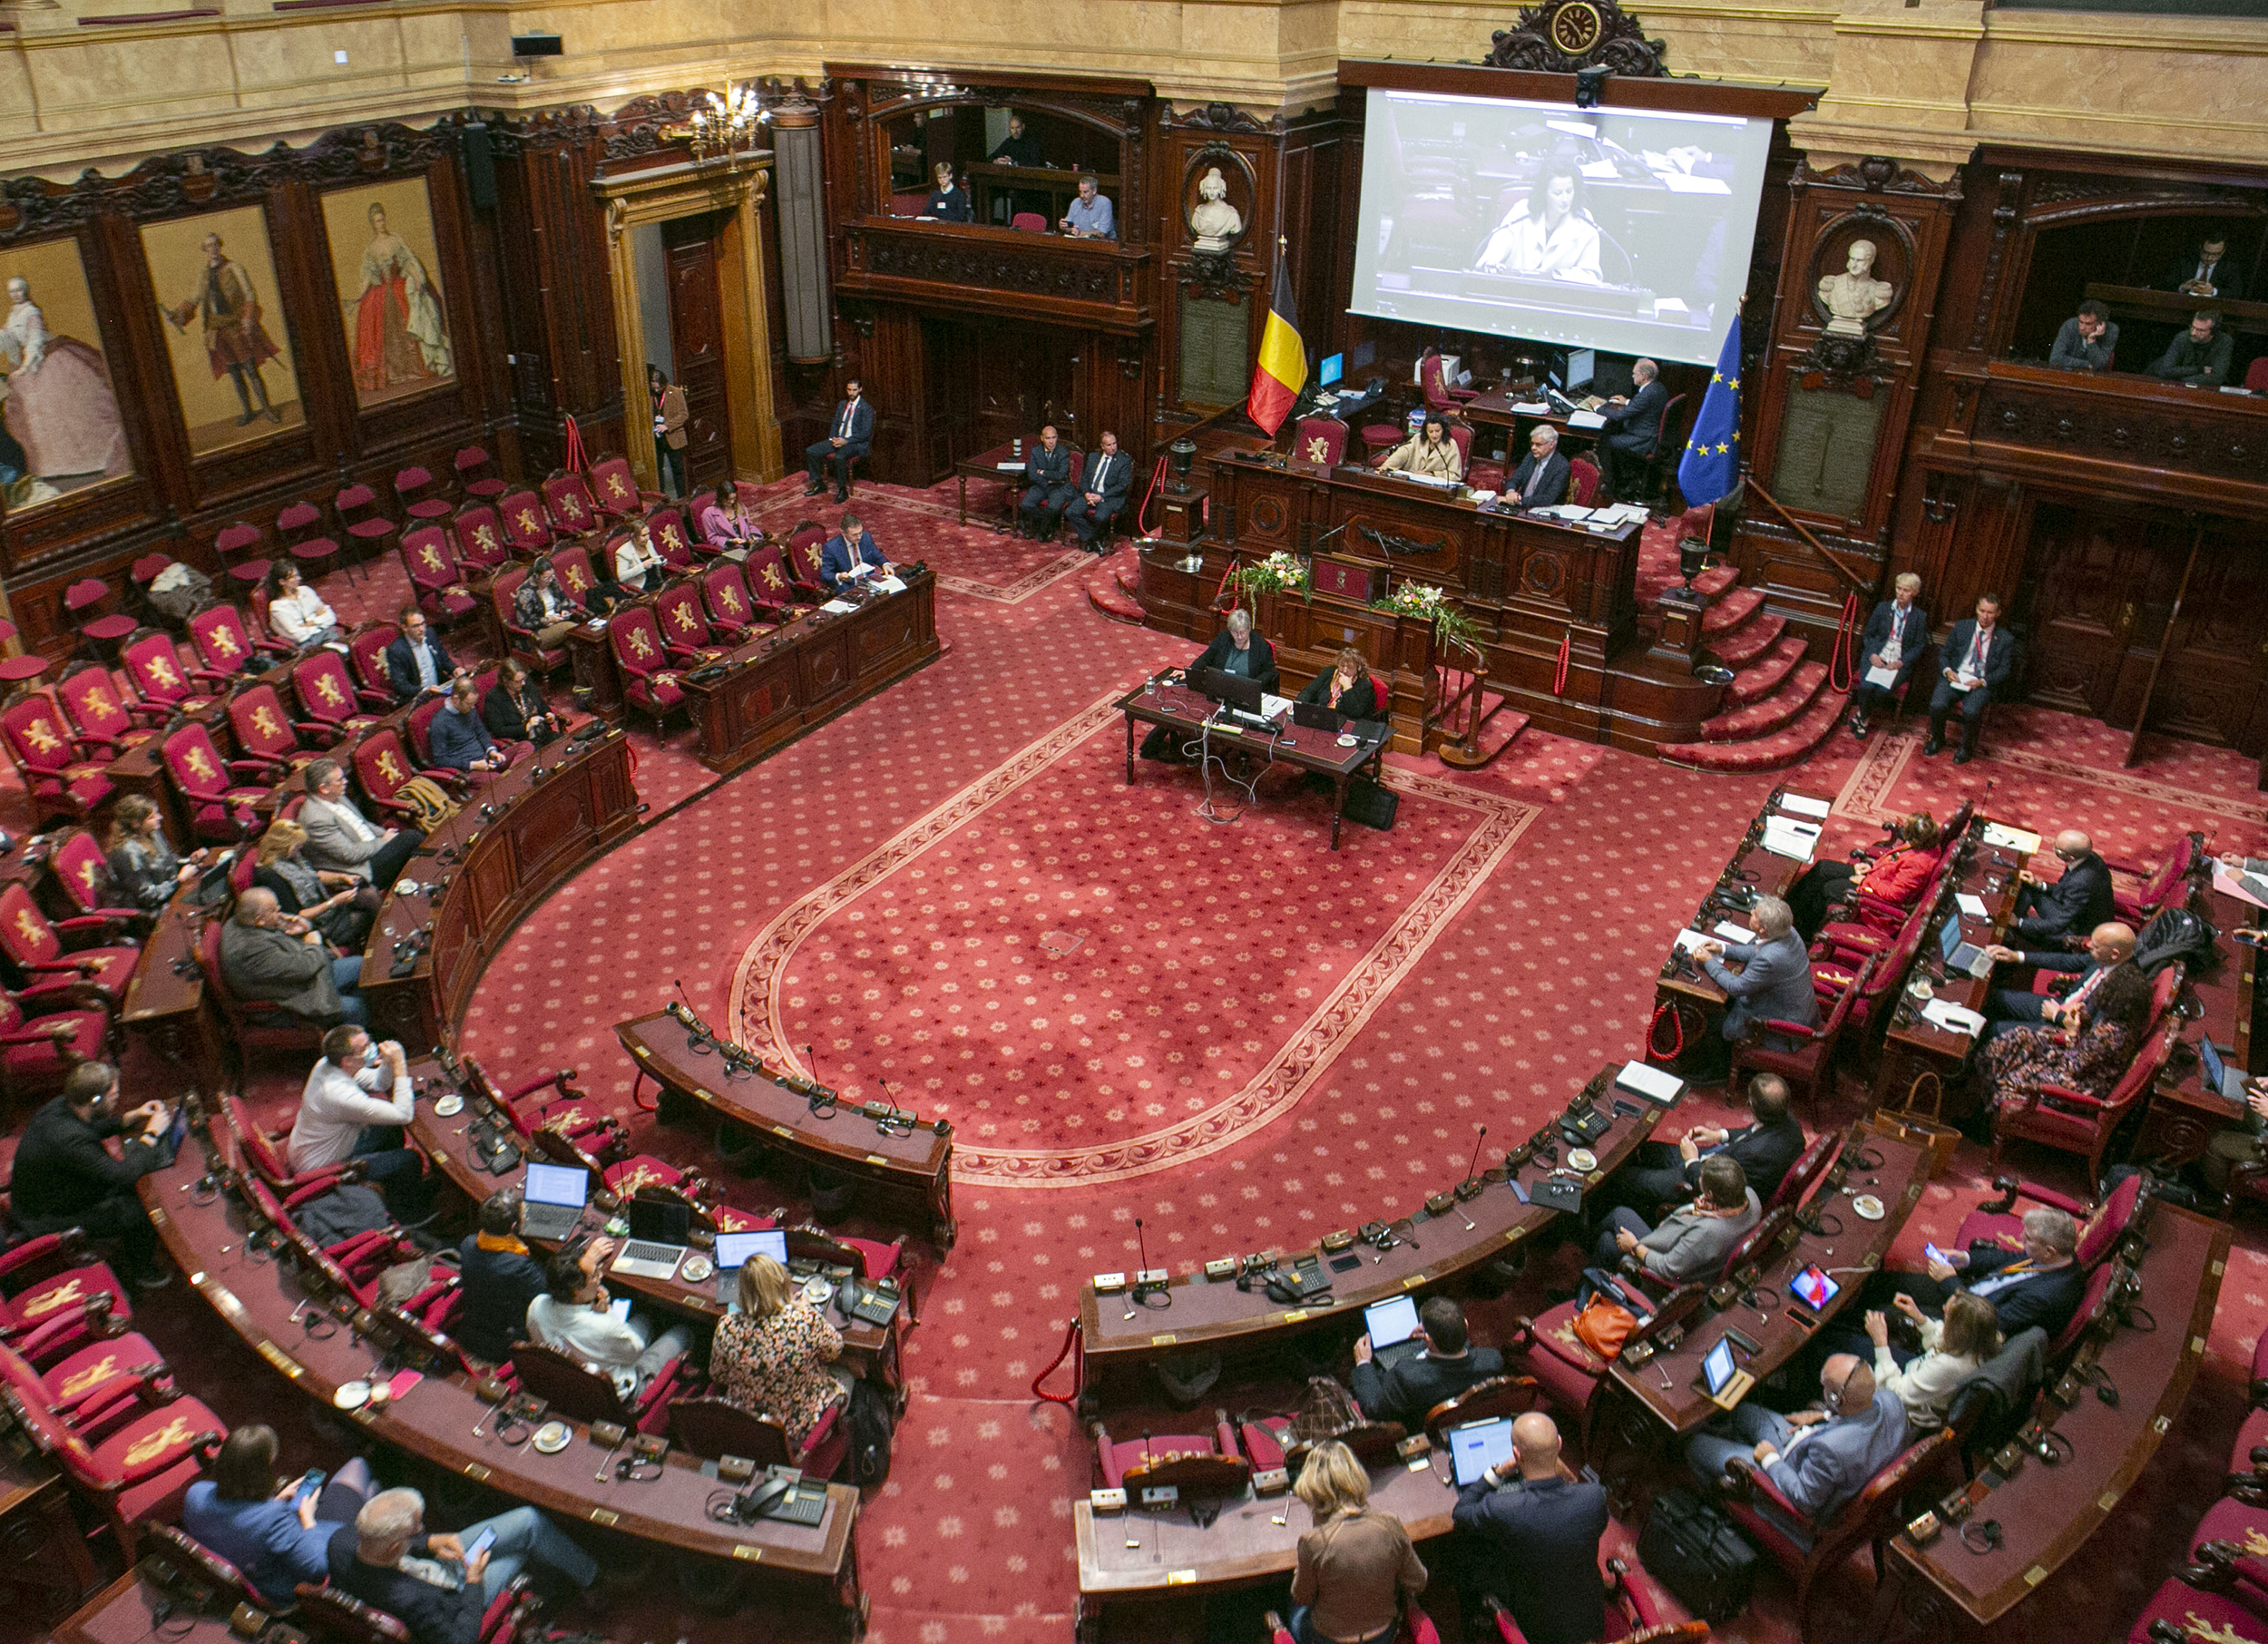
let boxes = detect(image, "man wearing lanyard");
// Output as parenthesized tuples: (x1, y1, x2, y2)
(1846, 1206, 2085, 1346)
(804, 379, 875, 504)
(1924, 592, 2013, 765)
(1848, 572, 1928, 741)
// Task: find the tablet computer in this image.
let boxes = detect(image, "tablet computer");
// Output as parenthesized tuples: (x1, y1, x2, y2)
(1448, 1417, 1516, 1487)
(1364, 1295, 1422, 1351)
(1702, 1336, 1738, 1398)
(1789, 1264, 1841, 1312)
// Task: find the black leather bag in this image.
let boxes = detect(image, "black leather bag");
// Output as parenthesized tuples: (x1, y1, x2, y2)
(1637, 1487, 1758, 1623)
(1343, 777, 1397, 832)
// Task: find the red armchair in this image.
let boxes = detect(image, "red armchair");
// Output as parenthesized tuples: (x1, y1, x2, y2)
(669, 1394, 848, 1481)
(1478, 1556, 1706, 1644)
(53, 663, 157, 759)
(46, 830, 146, 931)
(351, 726, 459, 827)
(496, 489, 555, 555)
(540, 471, 599, 535)
(1421, 1372, 1542, 1443)
(0, 881, 138, 1012)
(742, 546, 808, 621)
(701, 563, 759, 642)
(587, 454, 652, 518)
(548, 545, 599, 612)
(1954, 1169, 2146, 1271)
(1291, 416, 1349, 468)
(1989, 1008, 2179, 1179)
(225, 680, 326, 783)
(1418, 348, 1479, 413)
(458, 1056, 628, 1160)
(159, 721, 265, 843)
(0, 985, 110, 1103)
(647, 506, 697, 572)
(1093, 1408, 1249, 1494)
(0, 696, 115, 827)
(652, 582, 727, 665)
(1568, 456, 1599, 506)
(2106, 829, 2204, 925)
(119, 631, 218, 724)
(297, 1572, 536, 1644)
(608, 605, 690, 736)
(1508, 1285, 1707, 1462)
(508, 1336, 688, 1434)
(0, 1380, 223, 1561)
(290, 650, 386, 740)
(0, 1229, 133, 1346)
(1730, 956, 1875, 1107)
(219, 1091, 366, 1199)
(402, 528, 482, 630)
(452, 504, 511, 574)
(193, 920, 326, 1057)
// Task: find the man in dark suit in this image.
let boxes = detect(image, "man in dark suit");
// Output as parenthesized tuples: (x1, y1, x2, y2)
(2009, 830, 2115, 945)
(1452, 1413, 1609, 1644)
(1924, 592, 2016, 765)
(1603, 1072, 1805, 1218)
(1593, 357, 1667, 501)
(1502, 425, 1569, 512)
(1858, 1206, 2086, 1344)
(1847, 572, 1926, 740)
(1188, 608, 1279, 693)
(2162, 233, 2245, 300)
(818, 511, 894, 592)
(1017, 425, 1075, 541)
(1980, 919, 2135, 1039)
(12, 1062, 173, 1287)
(804, 379, 875, 503)
(383, 609, 458, 701)
(1064, 432, 1130, 552)
(220, 887, 366, 1028)
(1351, 1297, 1504, 1429)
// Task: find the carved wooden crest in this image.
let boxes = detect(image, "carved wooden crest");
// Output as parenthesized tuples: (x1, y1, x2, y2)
(1484, 0, 1667, 75)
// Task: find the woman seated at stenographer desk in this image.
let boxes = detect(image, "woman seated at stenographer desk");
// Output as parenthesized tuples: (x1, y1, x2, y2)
(1298, 647, 1382, 721)
(1376, 415, 1463, 484)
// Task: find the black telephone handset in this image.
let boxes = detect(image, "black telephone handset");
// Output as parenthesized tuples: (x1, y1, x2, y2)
(738, 1473, 796, 1520)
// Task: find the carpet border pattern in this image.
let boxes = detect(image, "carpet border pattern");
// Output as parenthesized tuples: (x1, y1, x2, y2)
(1836, 725, 2265, 827)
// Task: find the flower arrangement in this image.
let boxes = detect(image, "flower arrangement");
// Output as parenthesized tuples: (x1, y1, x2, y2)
(1371, 580, 1478, 651)
(1230, 550, 1310, 598)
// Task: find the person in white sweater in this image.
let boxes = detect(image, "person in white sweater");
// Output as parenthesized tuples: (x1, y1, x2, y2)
(1864, 1289, 1999, 1430)
(523, 1241, 689, 1400)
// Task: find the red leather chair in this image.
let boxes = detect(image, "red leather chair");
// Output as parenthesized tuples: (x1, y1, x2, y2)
(290, 650, 386, 741)
(0, 1381, 222, 1561)
(1990, 1004, 2180, 1179)
(278, 500, 340, 583)
(120, 631, 220, 724)
(1237, 1414, 1407, 1477)
(1765, 1129, 1843, 1218)
(587, 455, 651, 518)
(159, 722, 264, 844)
(653, 582, 727, 665)
(1569, 456, 1600, 506)
(1953, 1170, 2146, 1272)
(1010, 211, 1046, 232)
(540, 471, 600, 535)
(1731, 956, 1875, 1107)
(351, 726, 458, 827)
(1720, 1426, 1959, 1644)
(1477, 1557, 1706, 1644)
(0, 986, 109, 1104)
(669, 1394, 848, 1480)
(782, 1221, 905, 1288)
(193, 921, 324, 1057)
(224, 680, 323, 784)
(608, 604, 689, 736)
(496, 489, 555, 555)
(213, 521, 269, 587)
(188, 604, 288, 687)
(0, 881, 138, 1011)
(1291, 416, 1348, 468)
(1506, 1286, 1708, 1462)
(298, 1573, 537, 1644)
(0, 1228, 133, 1346)
(784, 525, 829, 600)
(1418, 349, 1479, 412)
(701, 563, 759, 642)
(458, 1057, 626, 1157)
(509, 1336, 688, 1434)
(1421, 1373, 1542, 1443)
(2105, 830, 2203, 925)
(742, 546, 807, 621)
(219, 1091, 366, 1199)
(334, 483, 396, 577)
(392, 465, 455, 524)
(0, 1328, 173, 1433)
(2126, 1551, 2268, 1644)
(401, 528, 482, 630)
(1093, 1409, 1249, 1494)
(44, 830, 148, 933)
(549, 544, 600, 612)
(453, 445, 508, 502)
(54, 664, 158, 760)
(1268, 1604, 1441, 1644)
(141, 1523, 271, 1612)
(452, 504, 512, 574)
(492, 567, 570, 680)
(647, 506, 697, 572)
(0, 696, 115, 827)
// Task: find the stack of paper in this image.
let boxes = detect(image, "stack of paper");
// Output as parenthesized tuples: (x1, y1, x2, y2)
(1260, 693, 1294, 720)
(1672, 929, 1714, 955)
(1511, 401, 1552, 416)
(1761, 816, 1822, 862)
(1921, 1000, 1987, 1037)
(1956, 892, 1989, 918)
(875, 575, 909, 593)
(1712, 920, 1756, 944)
(1615, 1060, 1685, 1106)
(1776, 793, 1832, 820)
(1567, 410, 1608, 430)
(821, 600, 857, 614)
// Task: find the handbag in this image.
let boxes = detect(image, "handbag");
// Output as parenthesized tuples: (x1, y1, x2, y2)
(1569, 1296, 1637, 1360)
(1873, 1070, 1960, 1179)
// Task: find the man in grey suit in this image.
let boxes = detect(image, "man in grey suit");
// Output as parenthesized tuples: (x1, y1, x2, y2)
(1686, 1354, 1908, 1532)
(219, 887, 367, 1027)
(299, 759, 422, 892)
(1696, 895, 1819, 1052)
(1589, 1155, 1760, 1289)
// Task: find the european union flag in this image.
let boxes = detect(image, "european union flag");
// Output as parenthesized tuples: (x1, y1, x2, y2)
(1677, 318, 1743, 506)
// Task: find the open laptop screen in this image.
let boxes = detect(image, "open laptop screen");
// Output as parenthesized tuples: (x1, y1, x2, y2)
(714, 1229, 788, 1270)
(523, 1161, 587, 1208)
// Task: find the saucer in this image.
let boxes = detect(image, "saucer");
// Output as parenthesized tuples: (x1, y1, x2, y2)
(1336, 733, 1359, 747)
(679, 1255, 715, 1284)
(1567, 1148, 1598, 1173)
(1851, 1194, 1887, 1221)
(802, 1277, 836, 1306)
(333, 1381, 370, 1410)
(531, 1421, 572, 1454)
(432, 1094, 464, 1118)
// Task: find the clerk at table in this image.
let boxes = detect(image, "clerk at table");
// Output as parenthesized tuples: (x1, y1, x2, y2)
(1188, 607, 1280, 693)
(1502, 425, 1569, 511)
(1593, 357, 1667, 502)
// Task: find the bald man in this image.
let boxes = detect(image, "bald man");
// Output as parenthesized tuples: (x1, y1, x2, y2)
(1981, 920, 2135, 1042)
(2011, 829, 2113, 945)
(218, 886, 368, 1027)
(1686, 1353, 1907, 1530)
(1452, 1413, 1608, 1644)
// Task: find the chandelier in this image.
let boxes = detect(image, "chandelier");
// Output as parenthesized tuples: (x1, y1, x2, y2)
(668, 84, 764, 161)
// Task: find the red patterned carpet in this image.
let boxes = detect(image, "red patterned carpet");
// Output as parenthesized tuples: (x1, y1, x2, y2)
(9, 475, 2268, 1644)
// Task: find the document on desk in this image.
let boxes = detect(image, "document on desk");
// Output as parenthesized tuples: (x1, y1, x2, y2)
(822, 600, 857, 614)
(1921, 1000, 1987, 1038)
(1672, 928, 1714, 955)
(1712, 920, 1757, 944)
(1260, 693, 1294, 720)
(1566, 410, 1608, 430)
(1982, 823, 2043, 855)
(994, 461, 1025, 472)
(875, 575, 908, 593)
(1956, 892, 1989, 919)
(1616, 1059, 1686, 1105)
(1775, 793, 1832, 820)
(1761, 817, 1822, 861)
(1511, 401, 1553, 416)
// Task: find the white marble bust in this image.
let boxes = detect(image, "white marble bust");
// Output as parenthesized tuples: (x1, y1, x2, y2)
(1189, 167, 1243, 253)
(1818, 238, 1893, 337)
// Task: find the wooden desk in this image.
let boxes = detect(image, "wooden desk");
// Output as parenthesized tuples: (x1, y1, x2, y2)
(954, 443, 1025, 529)
(679, 572, 940, 778)
(0, 1445, 100, 1625)
(120, 891, 224, 1087)
(360, 728, 640, 1054)
(615, 1010, 956, 1249)
(1076, 1063, 1663, 1399)
(1646, 789, 1836, 1073)
(1118, 680, 1386, 851)
(1871, 834, 2028, 1111)
(963, 162, 1120, 229)
(1875, 1202, 2229, 1634)
(2083, 281, 2268, 339)
(1075, 1447, 1457, 1640)
(1609, 1123, 1931, 1436)
(52, 1570, 235, 1644)
(138, 1134, 865, 1617)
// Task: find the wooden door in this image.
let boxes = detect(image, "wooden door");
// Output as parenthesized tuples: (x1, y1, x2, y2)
(663, 218, 734, 488)
(2135, 519, 2268, 750)
(921, 317, 973, 472)
(968, 321, 1077, 457)
(2016, 501, 2174, 719)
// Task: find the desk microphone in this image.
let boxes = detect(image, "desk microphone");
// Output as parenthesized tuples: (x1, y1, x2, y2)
(673, 978, 699, 1018)
(1456, 1125, 1489, 1201)
(1130, 1217, 1169, 1307)
(805, 1044, 838, 1118)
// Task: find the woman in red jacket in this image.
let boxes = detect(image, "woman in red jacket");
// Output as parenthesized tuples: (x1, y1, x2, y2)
(1790, 811, 1943, 940)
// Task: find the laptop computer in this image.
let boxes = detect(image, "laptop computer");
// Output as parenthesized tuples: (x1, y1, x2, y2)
(611, 1196, 692, 1280)
(1293, 700, 1345, 733)
(714, 1228, 789, 1306)
(1939, 915, 1992, 979)
(1448, 1416, 1517, 1487)
(2203, 1036, 2253, 1101)
(518, 1161, 589, 1241)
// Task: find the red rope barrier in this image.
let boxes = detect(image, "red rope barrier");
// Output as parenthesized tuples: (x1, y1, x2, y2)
(1215, 555, 1241, 612)
(1648, 1001, 1686, 1062)
(562, 414, 590, 476)
(630, 1069, 660, 1113)
(1552, 628, 1573, 697)
(1827, 592, 1860, 695)
(1032, 1316, 1084, 1406)
(1136, 456, 1168, 538)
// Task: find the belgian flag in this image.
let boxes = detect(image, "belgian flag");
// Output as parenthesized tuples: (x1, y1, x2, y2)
(1246, 258, 1305, 435)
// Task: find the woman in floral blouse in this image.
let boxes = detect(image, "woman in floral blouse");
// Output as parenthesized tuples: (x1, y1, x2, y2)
(711, 1253, 848, 1446)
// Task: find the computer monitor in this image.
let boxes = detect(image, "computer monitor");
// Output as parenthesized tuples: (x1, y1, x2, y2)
(1194, 666, 1266, 716)
(1565, 347, 1597, 394)
(523, 1161, 587, 1208)
(1318, 352, 1344, 389)
(714, 1229, 789, 1270)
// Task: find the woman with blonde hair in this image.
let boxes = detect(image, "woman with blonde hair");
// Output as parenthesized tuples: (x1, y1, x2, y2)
(104, 792, 201, 911)
(709, 1252, 851, 1447)
(1296, 647, 1381, 721)
(1865, 1288, 2000, 1429)
(1281, 1439, 1426, 1644)
(253, 816, 377, 949)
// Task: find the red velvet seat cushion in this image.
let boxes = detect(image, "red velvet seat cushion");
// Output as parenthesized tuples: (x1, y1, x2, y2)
(2194, 1496, 2268, 1561)
(1097, 1434, 1226, 1489)
(44, 1333, 165, 1411)
(2127, 1577, 2268, 1644)
(3, 1009, 107, 1081)
(1517, 1300, 1609, 1416)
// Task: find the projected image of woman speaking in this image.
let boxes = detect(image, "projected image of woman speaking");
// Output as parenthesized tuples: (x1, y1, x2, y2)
(1474, 161, 1602, 282)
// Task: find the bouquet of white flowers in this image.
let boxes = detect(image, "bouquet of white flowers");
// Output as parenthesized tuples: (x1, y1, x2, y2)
(1370, 580, 1477, 650)
(1230, 550, 1310, 598)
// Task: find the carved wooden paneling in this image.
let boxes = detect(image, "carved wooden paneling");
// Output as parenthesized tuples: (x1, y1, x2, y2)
(1974, 378, 2268, 488)
(839, 223, 1149, 330)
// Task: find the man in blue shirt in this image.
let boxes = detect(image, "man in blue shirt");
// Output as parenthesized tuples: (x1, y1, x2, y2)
(428, 678, 512, 775)
(1061, 176, 1115, 240)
